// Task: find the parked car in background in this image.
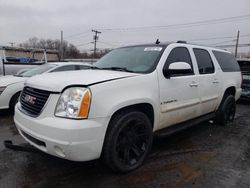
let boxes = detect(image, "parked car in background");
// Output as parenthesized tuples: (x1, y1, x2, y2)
(238, 59, 250, 73)
(0, 62, 91, 112)
(14, 42, 241, 172)
(241, 73, 250, 100)
(237, 59, 250, 100)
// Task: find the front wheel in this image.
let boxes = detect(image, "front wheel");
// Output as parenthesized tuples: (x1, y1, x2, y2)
(216, 95, 236, 126)
(102, 111, 153, 173)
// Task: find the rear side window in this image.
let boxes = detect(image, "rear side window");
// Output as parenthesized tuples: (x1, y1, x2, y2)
(164, 47, 193, 75)
(213, 51, 240, 72)
(193, 48, 214, 74)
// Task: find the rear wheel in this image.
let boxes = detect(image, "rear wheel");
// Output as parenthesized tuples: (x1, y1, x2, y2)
(102, 111, 153, 172)
(216, 95, 236, 126)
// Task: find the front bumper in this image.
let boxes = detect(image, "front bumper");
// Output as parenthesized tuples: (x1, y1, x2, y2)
(14, 103, 110, 161)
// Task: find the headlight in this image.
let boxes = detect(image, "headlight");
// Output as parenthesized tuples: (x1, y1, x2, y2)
(55, 87, 91, 119)
(0, 86, 6, 95)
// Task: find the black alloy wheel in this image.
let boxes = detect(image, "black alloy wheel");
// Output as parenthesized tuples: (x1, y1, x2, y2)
(216, 95, 236, 126)
(102, 111, 153, 172)
(115, 119, 149, 166)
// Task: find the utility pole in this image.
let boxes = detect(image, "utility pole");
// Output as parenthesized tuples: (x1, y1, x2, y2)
(235, 30, 240, 58)
(60, 30, 64, 60)
(92, 29, 101, 59)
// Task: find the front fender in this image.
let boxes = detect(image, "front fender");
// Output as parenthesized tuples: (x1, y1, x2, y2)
(0, 82, 24, 109)
(88, 73, 160, 131)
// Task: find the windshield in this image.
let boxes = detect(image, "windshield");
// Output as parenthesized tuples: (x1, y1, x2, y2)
(16, 64, 56, 77)
(94, 46, 164, 73)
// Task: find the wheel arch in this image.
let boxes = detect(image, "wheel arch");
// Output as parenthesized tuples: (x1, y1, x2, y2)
(216, 86, 236, 111)
(224, 86, 236, 97)
(109, 103, 155, 129)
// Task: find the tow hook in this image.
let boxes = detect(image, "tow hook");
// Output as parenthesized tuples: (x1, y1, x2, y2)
(3, 140, 40, 153)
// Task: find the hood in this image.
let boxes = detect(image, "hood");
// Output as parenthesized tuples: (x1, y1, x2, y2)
(25, 70, 139, 92)
(0, 75, 27, 86)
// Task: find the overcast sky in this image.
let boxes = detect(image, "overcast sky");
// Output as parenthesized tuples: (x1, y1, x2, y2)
(0, 0, 250, 53)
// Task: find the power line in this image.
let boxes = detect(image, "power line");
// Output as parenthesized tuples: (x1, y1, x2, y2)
(188, 34, 250, 42)
(98, 41, 118, 47)
(64, 30, 90, 39)
(61, 15, 250, 40)
(100, 14, 250, 32)
(75, 42, 92, 47)
(209, 39, 236, 46)
(216, 43, 250, 48)
(66, 33, 91, 42)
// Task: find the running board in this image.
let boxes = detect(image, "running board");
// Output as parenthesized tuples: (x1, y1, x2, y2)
(154, 112, 215, 137)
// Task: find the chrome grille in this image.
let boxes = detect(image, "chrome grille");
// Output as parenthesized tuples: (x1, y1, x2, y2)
(20, 87, 50, 117)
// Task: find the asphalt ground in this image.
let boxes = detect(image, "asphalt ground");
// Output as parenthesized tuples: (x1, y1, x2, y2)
(0, 102, 250, 188)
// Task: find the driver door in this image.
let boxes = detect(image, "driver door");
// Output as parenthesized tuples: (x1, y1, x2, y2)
(158, 46, 200, 129)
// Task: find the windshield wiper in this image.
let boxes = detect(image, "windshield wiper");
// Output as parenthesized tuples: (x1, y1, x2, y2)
(14, 74, 23, 77)
(101, 67, 135, 73)
(89, 66, 102, 70)
(88, 66, 135, 73)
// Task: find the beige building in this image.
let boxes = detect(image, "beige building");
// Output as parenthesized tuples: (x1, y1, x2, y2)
(0, 46, 59, 62)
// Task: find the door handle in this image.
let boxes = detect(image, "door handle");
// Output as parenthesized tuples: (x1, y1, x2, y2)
(212, 79, 219, 84)
(189, 81, 199, 87)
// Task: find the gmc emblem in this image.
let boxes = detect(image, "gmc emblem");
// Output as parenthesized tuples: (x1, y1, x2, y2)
(24, 95, 36, 105)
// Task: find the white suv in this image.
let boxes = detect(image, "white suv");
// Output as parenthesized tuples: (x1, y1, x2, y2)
(14, 42, 241, 172)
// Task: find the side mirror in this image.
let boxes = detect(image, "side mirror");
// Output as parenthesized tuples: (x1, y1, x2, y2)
(163, 62, 192, 78)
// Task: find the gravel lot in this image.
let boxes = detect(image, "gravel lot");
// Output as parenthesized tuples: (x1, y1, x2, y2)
(0, 102, 250, 188)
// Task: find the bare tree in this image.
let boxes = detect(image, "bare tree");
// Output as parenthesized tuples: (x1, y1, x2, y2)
(20, 37, 80, 58)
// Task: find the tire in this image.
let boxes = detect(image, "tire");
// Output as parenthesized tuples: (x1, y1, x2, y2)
(216, 95, 236, 126)
(9, 92, 21, 114)
(102, 110, 153, 173)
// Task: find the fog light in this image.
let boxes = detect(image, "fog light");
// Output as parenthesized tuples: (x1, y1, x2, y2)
(54, 145, 65, 158)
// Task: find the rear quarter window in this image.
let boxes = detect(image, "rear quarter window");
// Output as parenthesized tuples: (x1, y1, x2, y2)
(212, 51, 240, 72)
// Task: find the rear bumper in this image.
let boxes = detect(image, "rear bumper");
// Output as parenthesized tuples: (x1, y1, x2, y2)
(14, 104, 110, 161)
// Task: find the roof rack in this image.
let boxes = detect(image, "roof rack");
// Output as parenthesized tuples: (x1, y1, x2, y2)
(176, 40, 187, 44)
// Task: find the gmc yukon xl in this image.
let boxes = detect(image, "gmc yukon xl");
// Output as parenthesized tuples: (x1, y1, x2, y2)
(14, 42, 241, 172)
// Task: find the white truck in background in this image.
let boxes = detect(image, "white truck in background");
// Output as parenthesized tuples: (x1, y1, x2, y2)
(0, 49, 47, 76)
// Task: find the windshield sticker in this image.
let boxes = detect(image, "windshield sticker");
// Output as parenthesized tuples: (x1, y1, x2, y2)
(144, 47, 162, 52)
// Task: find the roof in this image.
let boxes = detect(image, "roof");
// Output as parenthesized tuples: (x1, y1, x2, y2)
(120, 41, 230, 53)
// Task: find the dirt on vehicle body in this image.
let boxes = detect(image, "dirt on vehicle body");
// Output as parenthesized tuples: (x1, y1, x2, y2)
(1, 103, 250, 187)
